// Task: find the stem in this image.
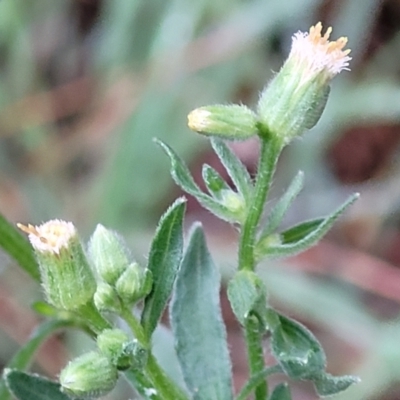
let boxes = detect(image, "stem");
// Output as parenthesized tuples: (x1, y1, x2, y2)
(76, 301, 111, 334)
(244, 317, 268, 400)
(120, 306, 188, 400)
(236, 365, 282, 400)
(237, 138, 282, 399)
(238, 139, 281, 272)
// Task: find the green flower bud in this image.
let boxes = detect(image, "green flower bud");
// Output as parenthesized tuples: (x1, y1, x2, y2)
(257, 22, 351, 146)
(115, 263, 152, 304)
(188, 104, 258, 141)
(220, 190, 246, 223)
(60, 351, 118, 399)
(94, 282, 121, 313)
(88, 224, 130, 285)
(97, 329, 131, 369)
(18, 220, 96, 311)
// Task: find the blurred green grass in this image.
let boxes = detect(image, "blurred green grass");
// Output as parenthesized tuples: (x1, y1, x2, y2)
(1, 0, 400, 398)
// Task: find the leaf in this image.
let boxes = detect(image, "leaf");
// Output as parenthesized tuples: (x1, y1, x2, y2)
(156, 139, 241, 223)
(141, 198, 186, 336)
(124, 369, 164, 400)
(271, 314, 326, 381)
(259, 171, 304, 238)
(210, 138, 252, 203)
(269, 383, 292, 400)
(256, 193, 359, 259)
(0, 319, 74, 400)
(4, 370, 74, 400)
(314, 373, 360, 397)
(202, 164, 231, 200)
(170, 224, 233, 400)
(227, 270, 267, 326)
(0, 212, 39, 280)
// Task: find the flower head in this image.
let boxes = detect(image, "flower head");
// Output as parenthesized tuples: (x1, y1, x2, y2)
(18, 219, 96, 310)
(17, 219, 76, 255)
(257, 23, 351, 145)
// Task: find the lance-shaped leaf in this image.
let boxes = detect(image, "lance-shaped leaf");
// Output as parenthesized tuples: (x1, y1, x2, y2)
(202, 164, 231, 200)
(0, 319, 74, 400)
(170, 224, 233, 400)
(0, 213, 39, 280)
(4, 370, 74, 400)
(210, 138, 252, 203)
(314, 373, 360, 397)
(255, 193, 359, 259)
(141, 198, 186, 336)
(259, 171, 304, 239)
(156, 139, 243, 223)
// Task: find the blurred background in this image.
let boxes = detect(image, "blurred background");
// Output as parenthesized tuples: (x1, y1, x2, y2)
(1, 0, 400, 398)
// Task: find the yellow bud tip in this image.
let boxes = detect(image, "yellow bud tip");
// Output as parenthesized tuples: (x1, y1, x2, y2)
(187, 108, 211, 132)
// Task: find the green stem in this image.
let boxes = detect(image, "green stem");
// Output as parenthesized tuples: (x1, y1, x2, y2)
(236, 365, 282, 400)
(120, 306, 188, 400)
(238, 139, 281, 272)
(77, 301, 111, 334)
(244, 316, 268, 400)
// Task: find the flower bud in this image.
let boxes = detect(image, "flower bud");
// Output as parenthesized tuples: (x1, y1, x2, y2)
(60, 351, 118, 398)
(88, 224, 130, 285)
(115, 263, 153, 304)
(17, 220, 96, 311)
(220, 190, 246, 223)
(188, 105, 258, 140)
(97, 329, 131, 369)
(257, 22, 351, 146)
(94, 282, 121, 313)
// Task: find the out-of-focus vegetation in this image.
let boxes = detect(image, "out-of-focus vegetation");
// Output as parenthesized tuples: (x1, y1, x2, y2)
(1, 0, 400, 399)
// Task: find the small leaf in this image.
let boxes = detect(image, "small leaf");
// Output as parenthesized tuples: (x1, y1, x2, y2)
(260, 171, 304, 238)
(156, 139, 242, 223)
(227, 270, 267, 326)
(0, 319, 74, 400)
(170, 224, 233, 400)
(0, 213, 39, 280)
(4, 370, 74, 400)
(210, 138, 252, 203)
(314, 373, 360, 397)
(256, 193, 359, 259)
(271, 315, 326, 381)
(141, 198, 186, 336)
(202, 164, 231, 200)
(269, 383, 292, 400)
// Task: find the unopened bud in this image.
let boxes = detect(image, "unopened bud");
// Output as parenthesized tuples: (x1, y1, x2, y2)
(97, 329, 131, 369)
(94, 282, 121, 313)
(188, 105, 258, 141)
(89, 224, 130, 285)
(60, 351, 118, 398)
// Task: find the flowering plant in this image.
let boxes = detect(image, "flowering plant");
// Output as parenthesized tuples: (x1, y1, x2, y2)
(1, 23, 359, 400)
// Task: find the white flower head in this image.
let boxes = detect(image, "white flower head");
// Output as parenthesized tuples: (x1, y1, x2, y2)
(18, 219, 76, 255)
(288, 22, 351, 85)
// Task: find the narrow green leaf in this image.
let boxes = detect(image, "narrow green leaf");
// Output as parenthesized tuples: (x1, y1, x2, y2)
(227, 270, 267, 326)
(210, 138, 252, 202)
(123, 369, 163, 400)
(236, 366, 282, 400)
(271, 315, 326, 381)
(202, 164, 231, 200)
(170, 224, 233, 400)
(0, 319, 74, 400)
(4, 370, 74, 400)
(260, 171, 304, 238)
(269, 383, 292, 400)
(141, 198, 186, 336)
(314, 373, 360, 397)
(0, 213, 39, 280)
(256, 193, 359, 259)
(156, 139, 242, 223)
